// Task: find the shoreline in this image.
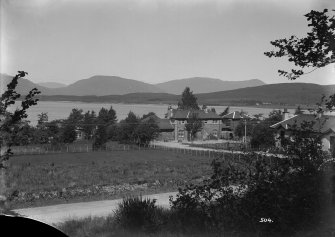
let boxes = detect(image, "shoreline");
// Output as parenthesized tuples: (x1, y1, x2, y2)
(15, 99, 311, 109)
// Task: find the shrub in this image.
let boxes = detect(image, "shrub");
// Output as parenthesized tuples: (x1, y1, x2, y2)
(113, 196, 167, 233)
(170, 124, 331, 236)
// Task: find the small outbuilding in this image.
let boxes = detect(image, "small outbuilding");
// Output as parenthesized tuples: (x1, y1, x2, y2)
(270, 114, 335, 153)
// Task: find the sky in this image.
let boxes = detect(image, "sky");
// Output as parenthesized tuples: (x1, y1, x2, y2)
(1, 0, 335, 85)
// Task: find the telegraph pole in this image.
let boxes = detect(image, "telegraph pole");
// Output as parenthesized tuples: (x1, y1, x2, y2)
(244, 119, 247, 147)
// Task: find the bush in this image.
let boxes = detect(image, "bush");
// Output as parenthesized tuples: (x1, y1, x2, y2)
(59, 216, 114, 237)
(170, 133, 330, 237)
(114, 196, 167, 233)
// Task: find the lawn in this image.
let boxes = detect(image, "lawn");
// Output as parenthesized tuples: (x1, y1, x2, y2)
(6, 149, 213, 208)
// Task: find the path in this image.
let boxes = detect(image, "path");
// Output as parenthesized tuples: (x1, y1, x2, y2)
(151, 141, 286, 158)
(13, 192, 178, 226)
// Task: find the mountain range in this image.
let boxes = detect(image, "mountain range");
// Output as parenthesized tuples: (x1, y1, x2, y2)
(155, 77, 265, 94)
(1, 74, 333, 106)
(0, 74, 265, 96)
(35, 83, 335, 107)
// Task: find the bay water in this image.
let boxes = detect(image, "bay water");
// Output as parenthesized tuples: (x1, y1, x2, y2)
(8, 101, 295, 126)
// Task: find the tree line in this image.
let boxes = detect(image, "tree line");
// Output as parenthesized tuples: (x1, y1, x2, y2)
(9, 108, 160, 149)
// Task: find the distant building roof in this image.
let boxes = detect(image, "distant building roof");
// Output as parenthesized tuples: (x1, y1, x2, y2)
(170, 109, 221, 120)
(142, 114, 174, 131)
(222, 111, 253, 120)
(270, 114, 335, 134)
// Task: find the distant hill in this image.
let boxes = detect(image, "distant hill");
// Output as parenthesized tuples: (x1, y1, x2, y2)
(196, 83, 335, 106)
(37, 82, 67, 88)
(0, 74, 51, 95)
(47, 75, 164, 96)
(37, 83, 335, 107)
(155, 77, 266, 94)
(3, 74, 333, 107)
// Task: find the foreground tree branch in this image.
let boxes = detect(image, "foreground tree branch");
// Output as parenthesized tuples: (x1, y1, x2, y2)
(0, 71, 40, 211)
(265, 9, 335, 82)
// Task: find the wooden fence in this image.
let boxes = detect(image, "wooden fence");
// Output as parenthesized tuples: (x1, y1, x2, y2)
(10, 143, 222, 158)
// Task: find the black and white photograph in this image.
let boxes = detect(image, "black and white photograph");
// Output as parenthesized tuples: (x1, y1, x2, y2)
(1, 0, 335, 236)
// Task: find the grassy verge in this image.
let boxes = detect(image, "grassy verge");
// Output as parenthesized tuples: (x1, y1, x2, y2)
(7, 150, 213, 208)
(57, 196, 236, 237)
(57, 195, 335, 237)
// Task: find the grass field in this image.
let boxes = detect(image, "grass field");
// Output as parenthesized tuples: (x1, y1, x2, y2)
(7, 149, 213, 208)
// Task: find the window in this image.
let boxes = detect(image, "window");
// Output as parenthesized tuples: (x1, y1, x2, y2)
(178, 130, 184, 138)
(212, 129, 218, 137)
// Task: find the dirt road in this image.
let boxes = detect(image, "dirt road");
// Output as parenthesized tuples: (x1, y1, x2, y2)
(13, 192, 178, 226)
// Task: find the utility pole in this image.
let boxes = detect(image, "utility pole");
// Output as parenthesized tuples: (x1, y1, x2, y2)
(244, 119, 247, 148)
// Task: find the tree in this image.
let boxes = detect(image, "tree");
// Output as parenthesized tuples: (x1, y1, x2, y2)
(97, 106, 117, 126)
(264, 8, 335, 111)
(61, 108, 84, 143)
(141, 112, 156, 120)
(171, 121, 328, 235)
(267, 110, 283, 123)
(253, 113, 263, 120)
(185, 113, 203, 141)
(82, 110, 97, 140)
(32, 127, 49, 144)
(294, 106, 303, 115)
(219, 106, 230, 116)
(93, 106, 117, 149)
(250, 122, 276, 149)
(61, 123, 77, 143)
(67, 108, 84, 125)
(134, 117, 159, 146)
(93, 125, 108, 150)
(10, 121, 34, 146)
(45, 119, 63, 144)
(118, 111, 140, 144)
(37, 112, 48, 128)
(0, 71, 40, 211)
(177, 87, 199, 110)
(34, 112, 49, 144)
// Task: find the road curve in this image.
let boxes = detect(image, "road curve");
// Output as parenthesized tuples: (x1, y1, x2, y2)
(13, 192, 178, 226)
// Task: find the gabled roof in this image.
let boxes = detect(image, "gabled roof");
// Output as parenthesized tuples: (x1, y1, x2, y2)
(142, 114, 174, 131)
(170, 109, 221, 120)
(222, 111, 253, 120)
(270, 114, 335, 134)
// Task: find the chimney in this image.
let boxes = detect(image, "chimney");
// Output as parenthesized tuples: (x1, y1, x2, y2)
(167, 105, 173, 118)
(317, 107, 324, 119)
(283, 108, 290, 120)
